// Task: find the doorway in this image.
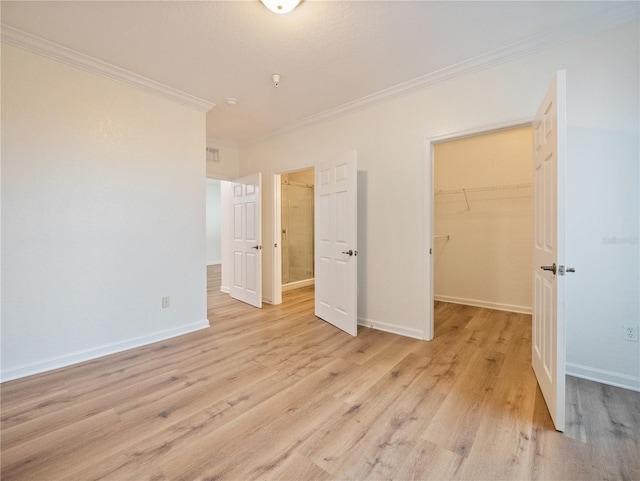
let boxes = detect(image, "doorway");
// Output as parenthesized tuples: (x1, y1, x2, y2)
(278, 168, 315, 300)
(205, 177, 227, 315)
(272, 151, 358, 336)
(281, 169, 315, 291)
(205, 179, 222, 268)
(431, 125, 534, 334)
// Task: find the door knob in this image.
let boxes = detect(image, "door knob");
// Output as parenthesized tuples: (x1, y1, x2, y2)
(341, 250, 353, 256)
(540, 263, 556, 275)
(252, 245, 262, 250)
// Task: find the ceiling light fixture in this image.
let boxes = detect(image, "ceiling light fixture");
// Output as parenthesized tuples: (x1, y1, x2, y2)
(260, 0, 301, 14)
(225, 97, 238, 105)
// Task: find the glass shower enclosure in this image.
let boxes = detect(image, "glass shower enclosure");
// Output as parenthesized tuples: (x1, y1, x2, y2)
(281, 171, 314, 289)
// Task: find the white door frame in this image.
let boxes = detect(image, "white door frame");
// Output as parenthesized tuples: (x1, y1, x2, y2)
(272, 173, 283, 305)
(422, 119, 532, 340)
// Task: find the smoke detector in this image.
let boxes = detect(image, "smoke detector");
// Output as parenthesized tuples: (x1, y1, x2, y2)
(272, 74, 281, 88)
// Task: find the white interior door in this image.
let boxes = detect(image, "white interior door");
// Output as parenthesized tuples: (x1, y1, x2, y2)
(315, 150, 358, 336)
(532, 70, 566, 432)
(230, 173, 262, 308)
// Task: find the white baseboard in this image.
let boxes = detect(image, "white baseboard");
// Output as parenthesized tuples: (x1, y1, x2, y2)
(0, 320, 210, 383)
(358, 317, 426, 340)
(566, 362, 640, 392)
(282, 278, 315, 292)
(206, 262, 222, 266)
(434, 294, 532, 315)
(220, 286, 230, 294)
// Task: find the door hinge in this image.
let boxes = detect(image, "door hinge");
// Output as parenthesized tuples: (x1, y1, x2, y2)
(429, 248, 432, 254)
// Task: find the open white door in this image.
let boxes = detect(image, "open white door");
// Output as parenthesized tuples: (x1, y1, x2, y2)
(230, 173, 262, 308)
(315, 151, 358, 336)
(532, 70, 566, 432)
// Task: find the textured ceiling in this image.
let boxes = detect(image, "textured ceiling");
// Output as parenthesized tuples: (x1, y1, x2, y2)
(1, 1, 633, 144)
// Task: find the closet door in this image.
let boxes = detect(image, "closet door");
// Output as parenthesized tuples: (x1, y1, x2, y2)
(532, 70, 566, 432)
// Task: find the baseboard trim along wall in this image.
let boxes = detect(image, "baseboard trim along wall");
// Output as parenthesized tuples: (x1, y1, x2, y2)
(566, 362, 640, 393)
(358, 317, 425, 340)
(282, 278, 315, 292)
(0, 320, 210, 383)
(434, 295, 532, 315)
(220, 286, 230, 294)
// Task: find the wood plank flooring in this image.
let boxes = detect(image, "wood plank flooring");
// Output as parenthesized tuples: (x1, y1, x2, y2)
(1, 264, 638, 480)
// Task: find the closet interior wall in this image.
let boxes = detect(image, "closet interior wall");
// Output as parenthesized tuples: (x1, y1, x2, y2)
(434, 125, 534, 314)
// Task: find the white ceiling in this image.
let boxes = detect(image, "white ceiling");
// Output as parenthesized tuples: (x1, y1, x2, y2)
(1, 1, 635, 145)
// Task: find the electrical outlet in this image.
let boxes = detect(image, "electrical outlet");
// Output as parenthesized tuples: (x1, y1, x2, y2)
(162, 296, 170, 309)
(623, 324, 638, 342)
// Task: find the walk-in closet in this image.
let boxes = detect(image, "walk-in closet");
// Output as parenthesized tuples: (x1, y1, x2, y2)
(433, 126, 534, 316)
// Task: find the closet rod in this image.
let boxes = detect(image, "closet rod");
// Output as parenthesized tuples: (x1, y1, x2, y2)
(282, 180, 313, 188)
(435, 182, 532, 195)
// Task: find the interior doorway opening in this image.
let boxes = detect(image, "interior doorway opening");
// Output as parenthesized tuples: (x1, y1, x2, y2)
(205, 179, 222, 268)
(431, 125, 533, 335)
(281, 169, 315, 292)
(205, 177, 229, 318)
(274, 167, 316, 305)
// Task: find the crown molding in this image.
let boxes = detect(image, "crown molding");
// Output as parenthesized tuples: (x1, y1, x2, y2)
(247, 3, 639, 146)
(1, 25, 215, 113)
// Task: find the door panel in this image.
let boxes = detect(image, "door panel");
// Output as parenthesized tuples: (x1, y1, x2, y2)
(230, 173, 262, 308)
(315, 151, 358, 336)
(532, 70, 566, 432)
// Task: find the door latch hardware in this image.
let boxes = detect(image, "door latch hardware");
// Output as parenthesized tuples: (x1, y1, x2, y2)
(252, 245, 262, 250)
(341, 250, 354, 256)
(540, 263, 557, 275)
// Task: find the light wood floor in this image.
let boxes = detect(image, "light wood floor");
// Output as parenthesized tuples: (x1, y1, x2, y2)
(1, 265, 638, 481)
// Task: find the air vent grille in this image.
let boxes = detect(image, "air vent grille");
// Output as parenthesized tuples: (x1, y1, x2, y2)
(206, 147, 220, 163)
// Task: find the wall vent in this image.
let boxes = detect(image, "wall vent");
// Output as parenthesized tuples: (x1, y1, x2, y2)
(206, 147, 220, 163)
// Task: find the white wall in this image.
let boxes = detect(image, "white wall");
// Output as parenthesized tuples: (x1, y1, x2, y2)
(240, 20, 639, 390)
(434, 126, 533, 314)
(206, 179, 222, 265)
(1, 44, 208, 381)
